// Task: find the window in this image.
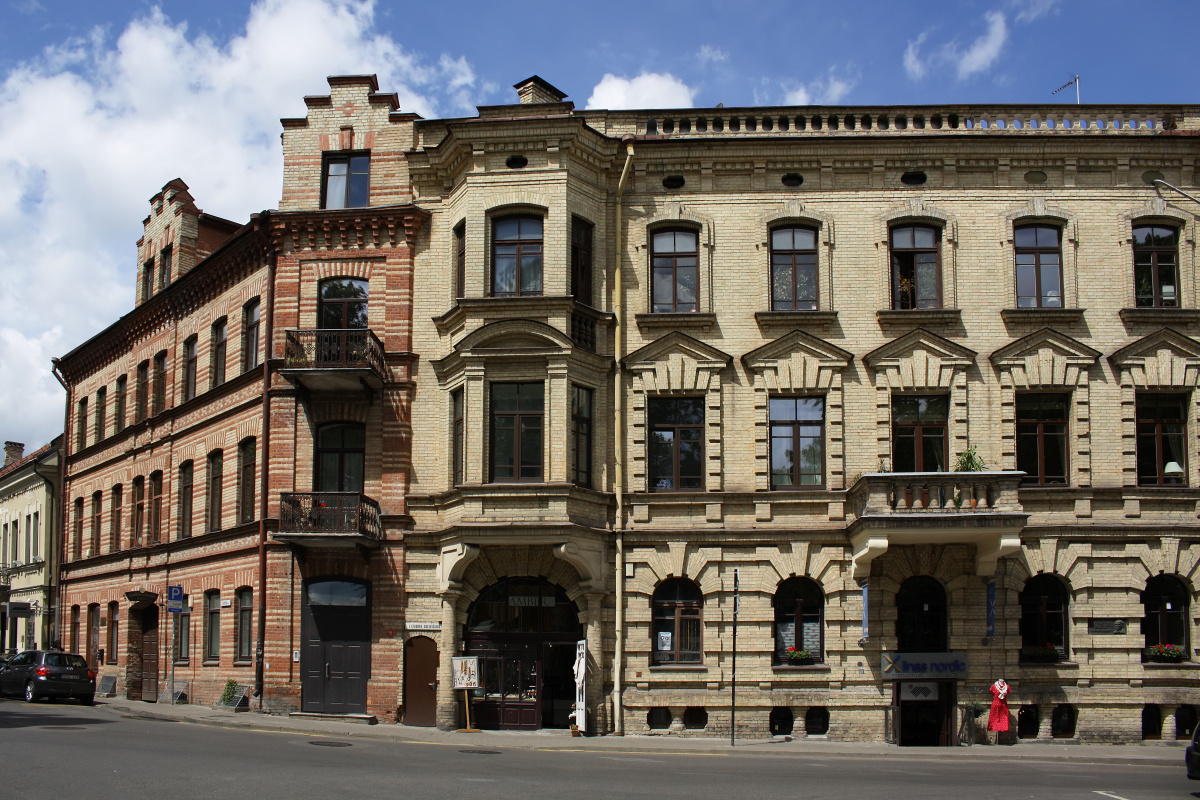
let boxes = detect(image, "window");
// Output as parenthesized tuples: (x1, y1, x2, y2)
(152, 351, 167, 415)
(207, 451, 223, 531)
(76, 397, 88, 449)
(315, 424, 365, 493)
(451, 389, 464, 487)
(892, 395, 948, 472)
(204, 591, 220, 662)
(72, 497, 83, 560)
(571, 385, 593, 488)
(319, 278, 369, 329)
(648, 397, 704, 491)
(86, 604, 100, 665)
(106, 601, 118, 664)
(110, 485, 122, 551)
(896, 576, 948, 652)
(182, 336, 198, 402)
(652, 578, 703, 664)
(28, 512, 36, 561)
(178, 462, 194, 539)
(770, 226, 818, 310)
(1019, 574, 1069, 661)
(95, 386, 107, 442)
(770, 397, 824, 488)
(454, 222, 466, 300)
(238, 438, 256, 524)
(571, 217, 593, 306)
(235, 587, 253, 663)
(490, 382, 543, 481)
(243, 299, 261, 372)
(323, 153, 369, 209)
(174, 594, 190, 664)
(148, 471, 163, 544)
(1137, 393, 1188, 485)
(1142, 575, 1189, 658)
(142, 259, 154, 301)
(651, 229, 699, 313)
(114, 375, 127, 433)
(1015, 225, 1063, 308)
(774, 577, 824, 664)
(131, 477, 145, 547)
(492, 215, 543, 297)
(891, 225, 941, 309)
(90, 492, 102, 555)
(70, 605, 80, 653)
(159, 245, 172, 290)
(1016, 393, 1069, 486)
(1134, 225, 1179, 308)
(211, 318, 228, 388)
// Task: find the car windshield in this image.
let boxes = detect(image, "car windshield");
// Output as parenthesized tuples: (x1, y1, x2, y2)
(44, 654, 88, 668)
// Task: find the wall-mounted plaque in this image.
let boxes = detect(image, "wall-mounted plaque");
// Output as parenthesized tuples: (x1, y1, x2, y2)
(1087, 618, 1127, 635)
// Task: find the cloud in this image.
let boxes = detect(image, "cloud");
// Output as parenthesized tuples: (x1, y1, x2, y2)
(782, 66, 859, 105)
(902, 12, 1008, 82)
(585, 72, 697, 110)
(697, 45, 728, 65)
(1012, 0, 1060, 22)
(0, 0, 483, 448)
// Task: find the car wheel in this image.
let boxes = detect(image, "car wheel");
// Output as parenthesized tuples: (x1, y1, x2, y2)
(24, 682, 38, 703)
(80, 695, 95, 706)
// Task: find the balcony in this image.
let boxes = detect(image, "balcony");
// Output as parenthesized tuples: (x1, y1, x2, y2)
(846, 472, 1028, 578)
(279, 329, 386, 392)
(275, 492, 383, 547)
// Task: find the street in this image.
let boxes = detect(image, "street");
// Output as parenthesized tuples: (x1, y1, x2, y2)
(0, 698, 1195, 799)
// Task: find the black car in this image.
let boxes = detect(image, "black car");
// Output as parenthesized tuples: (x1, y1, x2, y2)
(0, 650, 96, 704)
(1188, 721, 1200, 780)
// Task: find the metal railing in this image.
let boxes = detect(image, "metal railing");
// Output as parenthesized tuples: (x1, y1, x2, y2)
(282, 329, 386, 375)
(278, 492, 382, 540)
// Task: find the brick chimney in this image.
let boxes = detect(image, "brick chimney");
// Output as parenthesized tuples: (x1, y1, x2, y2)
(514, 76, 568, 105)
(4, 441, 24, 467)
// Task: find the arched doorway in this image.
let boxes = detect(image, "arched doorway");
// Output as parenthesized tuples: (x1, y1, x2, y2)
(896, 575, 947, 652)
(403, 636, 438, 727)
(301, 578, 370, 714)
(894, 576, 953, 746)
(464, 577, 582, 730)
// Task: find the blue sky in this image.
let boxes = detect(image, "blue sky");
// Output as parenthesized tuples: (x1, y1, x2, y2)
(1, 0, 1197, 449)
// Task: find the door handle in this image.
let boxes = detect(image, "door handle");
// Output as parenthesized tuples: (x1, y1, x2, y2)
(325, 662, 331, 679)
(427, 682, 436, 689)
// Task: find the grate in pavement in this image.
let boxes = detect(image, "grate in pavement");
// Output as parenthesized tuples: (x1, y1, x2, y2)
(459, 749, 501, 755)
(41, 726, 86, 730)
(309, 740, 353, 747)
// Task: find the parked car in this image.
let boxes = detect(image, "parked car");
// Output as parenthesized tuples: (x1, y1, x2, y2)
(0, 650, 96, 704)
(1188, 722, 1200, 780)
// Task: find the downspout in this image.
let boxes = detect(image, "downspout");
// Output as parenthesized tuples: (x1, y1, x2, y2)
(612, 137, 635, 735)
(255, 219, 278, 710)
(50, 360, 71, 647)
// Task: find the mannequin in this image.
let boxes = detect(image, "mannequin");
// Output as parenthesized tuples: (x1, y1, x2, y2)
(988, 678, 1011, 732)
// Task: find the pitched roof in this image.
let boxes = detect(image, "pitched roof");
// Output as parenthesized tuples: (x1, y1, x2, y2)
(0, 439, 58, 483)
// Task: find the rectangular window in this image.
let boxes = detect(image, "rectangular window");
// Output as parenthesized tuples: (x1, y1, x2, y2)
(72, 498, 83, 560)
(771, 227, 819, 310)
(571, 217, 593, 306)
(148, 471, 163, 544)
(323, 153, 370, 209)
(211, 318, 228, 388)
(182, 336, 198, 401)
(159, 244, 172, 289)
(492, 216, 543, 297)
(1016, 393, 1069, 486)
(452, 389, 464, 486)
(29, 512, 36, 560)
(207, 451, 224, 531)
(174, 595, 190, 664)
(891, 225, 941, 310)
(87, 604, 100, 666)
(110, 485, 123, 552)
(454, 223, 466, 300)
(142, 259, 154, 301)
(571, 385, 593, 488)
(651, 229, 699, 313)
(238, 439, 256, 524)
(236, 587, 253, 663)
(95, 386, 107, 442)
(892, 395, 948, 472)
(90, 492, 102, 555)
(1134, 226, 1180, 308)
(648, 397, 705, 491)
(76, 396, 88, 450)
(178, 462, 194, 539)
(152, 351, 167, 415)
(770, 397, 825, 488)
(205, 592, 220, 662)
(1015, 225, 1063, 308)
(106, 602, 119, 664)
(132, 476, 145, 547)
(243, 300, 261, 372)
(70, 606, 80, 654)
(490, 382, 544, 481)
(135, 361, 149, 422)
(1137, 393, 1188, 485)
(114, 375, 127, 433)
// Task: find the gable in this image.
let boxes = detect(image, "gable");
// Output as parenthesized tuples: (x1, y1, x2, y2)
(625, 331, 731, 393)
(990, 328, 1099, 388)
(742, 329, 852, 392)
(863, 328, 975, 390)
(1109, 328, 1200, 388)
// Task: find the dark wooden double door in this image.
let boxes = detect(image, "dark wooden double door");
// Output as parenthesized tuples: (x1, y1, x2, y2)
(467, 638, 577, 730)
(301, 579, 370, 714)
(137, 605, 159, 703)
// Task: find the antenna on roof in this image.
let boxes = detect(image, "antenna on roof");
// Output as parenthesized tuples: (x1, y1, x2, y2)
(1052, 74, 1080, 105)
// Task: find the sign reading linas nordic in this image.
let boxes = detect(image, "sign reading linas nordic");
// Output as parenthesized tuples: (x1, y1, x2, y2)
(881, 652, 969, 680)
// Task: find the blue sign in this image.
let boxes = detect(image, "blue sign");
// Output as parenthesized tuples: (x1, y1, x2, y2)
(881, 652, 969, 679)
(166, 585, 184, 613)
(986, 582, 996, 638)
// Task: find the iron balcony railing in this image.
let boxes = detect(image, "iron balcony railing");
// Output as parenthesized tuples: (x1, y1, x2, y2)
(279, 492, 382, 540)
(282, 329, 386, 376)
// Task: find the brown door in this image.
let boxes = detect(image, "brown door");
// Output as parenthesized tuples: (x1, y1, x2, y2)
(141, 606, 159, 703)
(300, 579, 370, 714)
(404, 636, 438, 727)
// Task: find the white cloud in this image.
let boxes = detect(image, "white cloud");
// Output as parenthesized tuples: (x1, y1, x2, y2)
(904, 33, 928, 80)
(585, 72, 697, 110)
(1012, 0, 1060, 22)
(0, 0, 483, 448)
(782, 66, 859, 105)
(697, 45, 728, 65)
(902, 12, 1008, 82)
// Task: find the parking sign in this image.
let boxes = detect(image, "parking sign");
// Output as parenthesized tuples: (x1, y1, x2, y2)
(167, 585, 184, 613)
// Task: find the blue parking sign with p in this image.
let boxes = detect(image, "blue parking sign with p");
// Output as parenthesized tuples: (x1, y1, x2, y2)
(167, 585, 184, 613)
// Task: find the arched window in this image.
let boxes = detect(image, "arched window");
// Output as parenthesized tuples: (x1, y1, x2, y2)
(896, 576, 947, 652)
(1142, 574, 1189, 659)
(1133, 225, 1179, 308)
(890, 224, 941, 309)
(650, 228, 699, 313)
(319, 278, 369, 329)
(773, 577, 824, 663)
(652, 578, 703, 664)
(492, 215, 543, 297)
(465, 578, 579, 635)
(1019, 574, 1070, 662)
(1014, 225, 1063, 308)
(770, 226, 819, 310)
(316, 423, 366, 493)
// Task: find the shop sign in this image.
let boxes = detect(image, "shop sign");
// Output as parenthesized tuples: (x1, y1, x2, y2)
(6, 602, 32, 618)
(406, 622, 441, 631)
(899, 682, 940, 701)
(452, 656, 479, 690)
(882, 651, 969, 679)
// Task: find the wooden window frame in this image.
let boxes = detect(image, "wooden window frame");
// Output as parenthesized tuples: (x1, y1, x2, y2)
(106, 601, 119, 664)
(235, 587, 253, 663)
(1133, 225, 1181, 308)
(454, 222, 466, 300)
(650, 228, 700, 313)
(1136, 393, 1188, 486)
(178, 462, 194, 539)
(489, 382, 544, 482)
(648, 397, 705, 492)
(89, 491, 102, 555)
(158, 244, 172, 290)
(321, 152, 370, 210)
(211, 318, 228, 388)
(890, 224, 942, 310)
(571, 216, 594, 306)
(892, 395, 949, 472)
(72, 497, 83, 560)
(132, 477, 145, 547)
(204, 591, 220, 663)
(174, 596, 190, 665)
(94, 386, 106, 443)
(207, 451, 223, 532)
(1014, 225, 1064, 308)
(76, 397, 88, 450)
(114, 375, 127, 433)
(243, 299, 261, 373)
(182, 336, 198, 402)
(651, 579, 704, 665)
(491, 215, 544, 298)
(314, 423, 366, 493)
(571, 384, 593, 488)
(451, 389, 464, 487)
(151, 351, 167, 416)
(109, 485, 122, 552)
(769, 396, 825, 490)
(1141, 575, 1189, 655)
(1019, 574, 1070, 661)
(770, 226, 819, 311)
(148, 471, 163, 544)
(773, 577, 825, 664)
(238, 438, 256, 524)
(1016, 393, 1070, 486)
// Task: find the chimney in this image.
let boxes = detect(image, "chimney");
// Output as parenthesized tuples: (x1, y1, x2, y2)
(514, 76, 568, 105)
(4, 441, 24, 467)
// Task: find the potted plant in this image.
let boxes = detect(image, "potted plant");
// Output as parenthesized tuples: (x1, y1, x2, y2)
(953, 446, 987, 508)
(1146, 643, 1187, 663)
(785, 647, 814, 666)
(1021, 643, 1062, 664)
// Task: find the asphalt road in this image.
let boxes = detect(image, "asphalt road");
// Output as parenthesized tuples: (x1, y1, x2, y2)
(0, 698, 1195, 800)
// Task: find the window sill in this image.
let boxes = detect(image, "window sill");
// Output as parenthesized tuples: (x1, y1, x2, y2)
(772, 663, 831, 672)
(876, 308, 961, 327)
(1142, 660, 1196, 668)
(173, 661, 190, 667)
(202, 660, 221, 667)
(1119, 307, 1200, 325)
(1018, 660, 1078, 668)
(233, 660, 253, 667)
(635, 312, 716, 331)
(648, 664, 707, 671)
(1001, 308, 1086, 325)
(754, 310, 838, 329)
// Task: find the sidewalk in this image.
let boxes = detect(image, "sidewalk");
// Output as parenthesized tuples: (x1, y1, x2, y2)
(94, 696, 1188, 766)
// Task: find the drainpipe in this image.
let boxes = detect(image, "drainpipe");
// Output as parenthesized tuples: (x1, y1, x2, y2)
(255, 219, 278, 710)
(612, 137, 635, 735)
(50, 360, 71, 647)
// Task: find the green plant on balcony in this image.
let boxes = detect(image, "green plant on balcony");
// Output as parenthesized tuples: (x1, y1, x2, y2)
(1146, 643, 1187, 663)
(785, 647, 814, 665)
(952, 446, 987, 508)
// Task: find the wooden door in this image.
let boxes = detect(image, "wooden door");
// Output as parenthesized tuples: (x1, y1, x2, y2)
(141, 606, 159, 702)
(301, 581, 370, 714)
(404, 636, 438, 727)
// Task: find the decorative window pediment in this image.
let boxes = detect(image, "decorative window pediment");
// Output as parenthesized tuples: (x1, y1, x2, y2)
(1110, 328, 1200, 388)
(432, 319, 576, 382)
(863, 328, 975, 390)
(990, 328, 1099, 388)
(742, 329, 852, 392)
(624, 331, 731, 393)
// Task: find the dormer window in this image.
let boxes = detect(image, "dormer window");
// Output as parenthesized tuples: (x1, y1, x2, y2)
(323, 153, 370, 209)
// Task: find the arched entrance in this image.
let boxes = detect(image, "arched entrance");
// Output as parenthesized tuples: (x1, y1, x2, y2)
(896, 575, 947, 652)
(464, 577, 582, 730)
(301, 578, 370, 714)
(403, 636, 438, 727)
(894, 576, 954, 746)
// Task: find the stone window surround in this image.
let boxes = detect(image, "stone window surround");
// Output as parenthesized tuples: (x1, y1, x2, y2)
(875, 200, 959, 312)
(1119, 201, 1196, 310)
(634, 203, 715, 315)
(756, 202, 837, 313)
(1000, 199, 1081, 310)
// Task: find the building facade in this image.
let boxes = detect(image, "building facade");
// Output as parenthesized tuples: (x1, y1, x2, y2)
(58, 73, 1200, 744)
(1, 438, 60, 653)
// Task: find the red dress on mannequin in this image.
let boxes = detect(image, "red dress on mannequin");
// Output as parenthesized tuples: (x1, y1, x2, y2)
(988, 679, 1010, 732)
